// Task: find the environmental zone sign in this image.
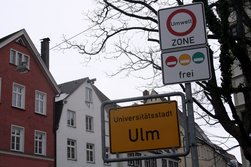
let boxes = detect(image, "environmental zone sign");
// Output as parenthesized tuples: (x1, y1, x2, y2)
(158, 3, 207, 50)
(109, 101, 180, 153)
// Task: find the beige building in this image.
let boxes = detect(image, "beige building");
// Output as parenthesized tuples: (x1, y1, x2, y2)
(142, 90, 240, 167)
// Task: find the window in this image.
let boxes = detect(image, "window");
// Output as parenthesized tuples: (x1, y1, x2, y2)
(162, 159, 167, 167)
(104, 147, 110, 166)
(86, 143, 95, 163)
(35, 91, 47, 115)
(10, 49, 30, 69)
(67, 110, 76, 127)
(86, 115, 94, 132)
(168, 160, 178, 167)
(85, 87, 93, 105)
(11, 125, 24, 152)
(67, 139, 77, 160)
(12, 83, 25, 109)
(128, 153, 142, 166)
(34, 131, 46, 155)
(229, 24, 238, 38)
(145, 159, 157, 167)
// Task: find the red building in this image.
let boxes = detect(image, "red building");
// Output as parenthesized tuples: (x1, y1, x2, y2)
(0, 29, 60, 167)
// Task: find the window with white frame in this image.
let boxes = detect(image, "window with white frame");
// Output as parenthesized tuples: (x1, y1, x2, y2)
(12, 83, 25, 109)
(34, 130, 46, 155)
(86, 143, 95, 163)
(85, 87, 93, 105)
(67, 139, 77, 160)
(10, 49, 30, 69)
(11, 125, 24, 152)
(86, 115, 94, 132)
(128, 153, 142, 166)
(35, 90, 47, 115)
(67, 110, 76, 127)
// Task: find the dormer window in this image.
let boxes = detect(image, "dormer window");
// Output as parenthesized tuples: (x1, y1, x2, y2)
(10, 49, 30, 70)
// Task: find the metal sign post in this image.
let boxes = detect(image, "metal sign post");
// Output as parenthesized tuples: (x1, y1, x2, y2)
(185, 83, 199, 167)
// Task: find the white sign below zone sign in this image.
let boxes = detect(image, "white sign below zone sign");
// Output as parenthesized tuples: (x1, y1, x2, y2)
(158, 3, 207, 50)
(161, 46, 211, 85)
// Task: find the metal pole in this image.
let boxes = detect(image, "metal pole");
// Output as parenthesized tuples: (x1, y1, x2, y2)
(185, 82, 199, 167)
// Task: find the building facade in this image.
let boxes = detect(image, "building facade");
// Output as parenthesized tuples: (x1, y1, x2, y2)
(55, 78, 118, 167)
(0, 30, 60, 167)
(140, 90, 240, 167)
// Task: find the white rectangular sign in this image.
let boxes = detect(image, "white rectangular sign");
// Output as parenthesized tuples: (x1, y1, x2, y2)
(158, 3, 207, 50)
(161, 46, 211, 85)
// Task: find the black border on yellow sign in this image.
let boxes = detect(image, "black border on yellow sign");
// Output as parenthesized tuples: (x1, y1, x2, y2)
(109, 101, 181, 153)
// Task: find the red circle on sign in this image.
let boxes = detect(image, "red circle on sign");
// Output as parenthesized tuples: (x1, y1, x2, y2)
(166, 56, 177, 68)
(166, 9, 197, 36)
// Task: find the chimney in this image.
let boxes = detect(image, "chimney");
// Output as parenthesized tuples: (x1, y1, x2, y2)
(143, 90, 149, 96)
(41, 38, 50, 69)
(142, 90, 149, 104)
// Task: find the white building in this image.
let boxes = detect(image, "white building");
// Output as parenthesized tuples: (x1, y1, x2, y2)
(55, 78, 117, 167)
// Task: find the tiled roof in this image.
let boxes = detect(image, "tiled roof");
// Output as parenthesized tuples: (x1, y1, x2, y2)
(92, 84, 109, 102)
(58, 78, 88, 95)
(58, 77, 109, 102)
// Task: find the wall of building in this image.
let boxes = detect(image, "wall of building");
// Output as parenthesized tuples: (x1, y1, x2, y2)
(56, 81, 117, 167)
(0, 39, 56, 166)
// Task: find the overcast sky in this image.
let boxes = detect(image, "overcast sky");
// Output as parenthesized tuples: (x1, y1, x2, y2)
(1, 0, 242, 162)
(0, 0, 148, 100)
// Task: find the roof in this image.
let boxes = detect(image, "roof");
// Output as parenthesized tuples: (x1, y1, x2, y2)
(92, 84, 109, 102)
(55, 78, 110, 130)
(0, 30, 21, 43)
(58, 78, 88, 95)
(58, 77, 109, 102)
(0, 29, 60, 94)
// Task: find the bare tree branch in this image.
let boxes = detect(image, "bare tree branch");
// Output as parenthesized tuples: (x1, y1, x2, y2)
(104, 0, 158, 23)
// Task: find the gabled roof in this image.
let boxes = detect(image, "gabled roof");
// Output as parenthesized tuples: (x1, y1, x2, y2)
(58, 78, 88, 95)
(58, 77, 109, 102)
(0, 30, 21, 43)
(92, 84, 110, 102)
(55, 77, 110, 130)
(0, 29, 60, 94)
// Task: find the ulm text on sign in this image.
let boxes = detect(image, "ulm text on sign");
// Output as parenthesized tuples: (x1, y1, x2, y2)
(129, 128, 160, 142)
